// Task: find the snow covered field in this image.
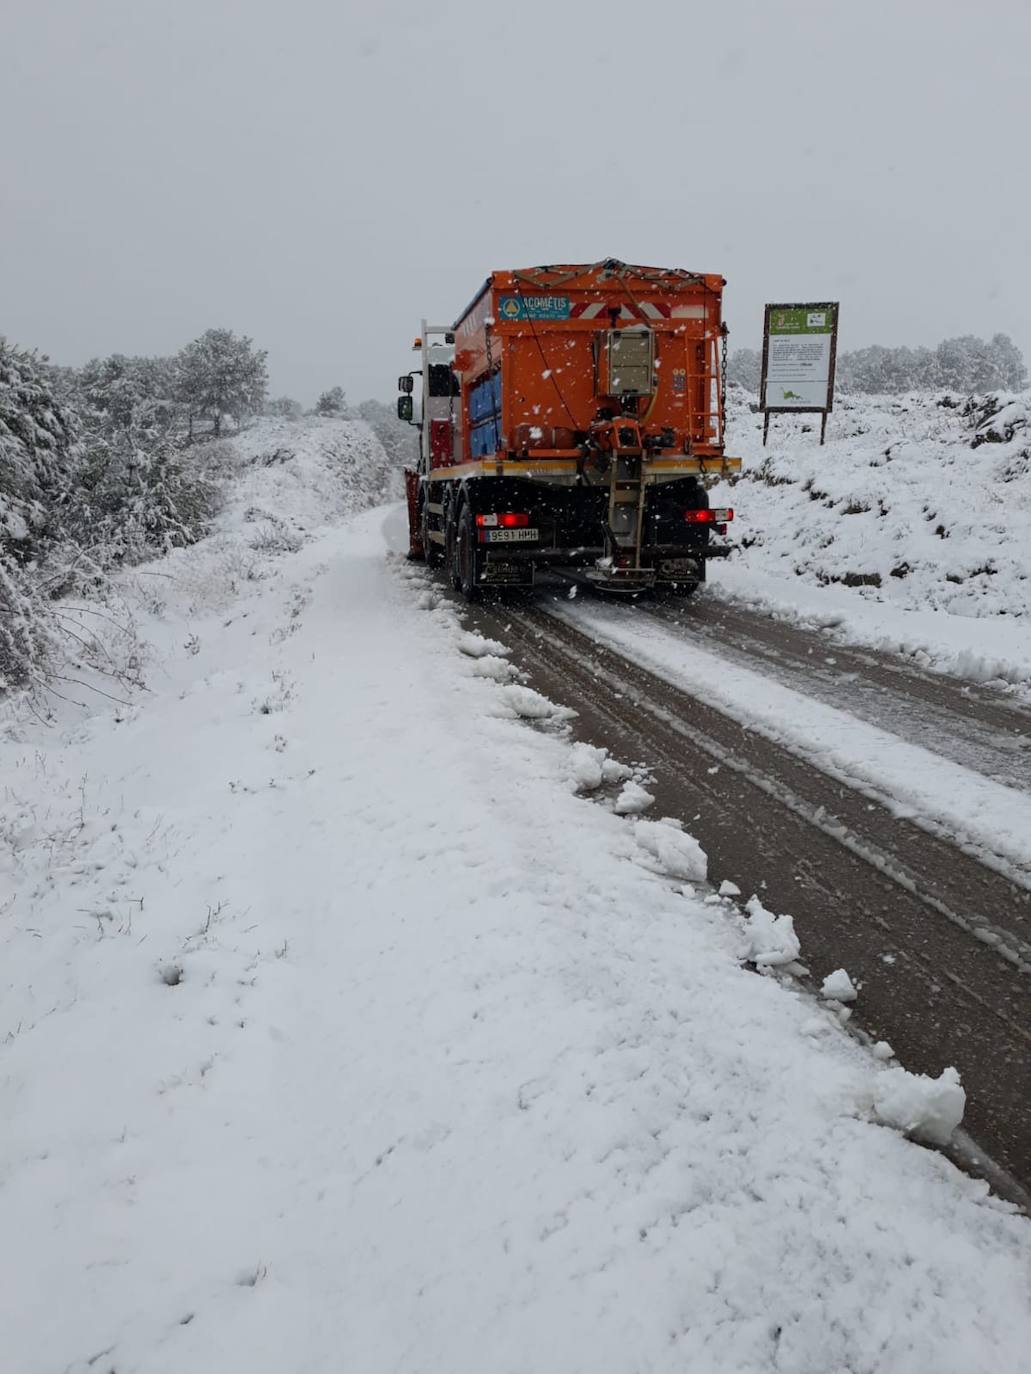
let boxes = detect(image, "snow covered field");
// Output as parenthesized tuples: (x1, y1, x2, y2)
(3, 419, 1031, 1372)
(711, 391, 1031, 691)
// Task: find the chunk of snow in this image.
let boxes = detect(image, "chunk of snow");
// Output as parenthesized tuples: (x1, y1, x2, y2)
(601, 757, 632, 784)
(569, 742, 608, 791)
(467, 654, 515, 682)
(821, 968, 858, 1003)
(718, 879, 741, 897)
(456, 631, 509, 659)
(873, 1040, 895, 1061)
(633, 819, 707, 881)
(742, 894, 801, 967)
(495, 684, 575, 721)
(873, 1065, 966, 1146)
(614, 781, 655, 815)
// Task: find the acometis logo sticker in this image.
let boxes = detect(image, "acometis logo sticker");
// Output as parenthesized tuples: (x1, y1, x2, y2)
(497, 296, 571, 321)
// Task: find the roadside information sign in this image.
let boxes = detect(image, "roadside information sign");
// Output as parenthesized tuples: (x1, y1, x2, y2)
(760, 303, 840, 444)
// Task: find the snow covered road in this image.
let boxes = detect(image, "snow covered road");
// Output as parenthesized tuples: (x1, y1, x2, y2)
(462, 593, 1031, 1195)
(4, 458, 1031, 1369)
(552, 597, 1031, 890)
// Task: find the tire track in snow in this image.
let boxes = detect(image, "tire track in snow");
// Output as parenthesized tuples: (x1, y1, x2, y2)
(458, 594, 1031, 1200)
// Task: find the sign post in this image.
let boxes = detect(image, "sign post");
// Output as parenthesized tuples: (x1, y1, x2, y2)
(760, 303, 840, 446)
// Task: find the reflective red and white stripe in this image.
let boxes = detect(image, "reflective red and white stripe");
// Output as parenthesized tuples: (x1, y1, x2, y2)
(568, 301, 706, 321)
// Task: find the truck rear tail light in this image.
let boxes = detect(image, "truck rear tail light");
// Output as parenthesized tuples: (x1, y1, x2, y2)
(713, 507, 734, 522)
(684, 507, 734, 525)
(476, 512, 529, 528)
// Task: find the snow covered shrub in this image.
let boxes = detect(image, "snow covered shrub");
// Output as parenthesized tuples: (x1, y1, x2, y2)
(1, 338, 79, 562)
(61, 434, 218, 567)
(0, 552, 52, 691)
(248, 518, 303, 555)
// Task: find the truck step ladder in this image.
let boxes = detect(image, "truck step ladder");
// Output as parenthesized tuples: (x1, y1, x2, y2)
(590, 453, 654, 591)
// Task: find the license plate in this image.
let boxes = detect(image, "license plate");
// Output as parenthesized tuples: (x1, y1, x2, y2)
(486, 528, 539, 543)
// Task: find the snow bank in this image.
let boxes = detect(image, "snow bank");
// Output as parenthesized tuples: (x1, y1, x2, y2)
(708, 390, 1031, 690)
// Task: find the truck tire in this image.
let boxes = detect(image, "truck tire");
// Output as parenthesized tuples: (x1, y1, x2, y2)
(445, 497, 461, 590)
(420, 498, 442, 569)
(457, 505, 481, 602)
(667, 580, 699, 599)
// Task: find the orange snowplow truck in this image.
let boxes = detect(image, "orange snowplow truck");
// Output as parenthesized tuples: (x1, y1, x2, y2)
(398, 259, 740, 598)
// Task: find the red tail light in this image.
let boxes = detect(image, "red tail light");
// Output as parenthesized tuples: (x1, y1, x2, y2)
(477, 512, 529, 528)
(684, 507, 734, 524)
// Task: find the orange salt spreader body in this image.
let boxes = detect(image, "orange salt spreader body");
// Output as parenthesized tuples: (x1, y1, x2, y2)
(398, 259, 740, 598)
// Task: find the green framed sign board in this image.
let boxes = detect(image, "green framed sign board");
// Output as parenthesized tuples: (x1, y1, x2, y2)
(760, 302, 840, 444)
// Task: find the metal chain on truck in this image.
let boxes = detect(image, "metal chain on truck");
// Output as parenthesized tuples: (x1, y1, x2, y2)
(719, 323, 729, 435)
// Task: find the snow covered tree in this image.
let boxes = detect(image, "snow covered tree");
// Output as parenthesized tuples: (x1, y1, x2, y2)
(726, 348, 761, 392)
(834, 334, 1027, 395)
(0, 337, 79, 562)
(176, 329, 268, 436)
(315, 386, 347, 416)
(267, 395, 303, 419)
(356, 398, 416, 469)
(988, 333, 1028, 390)
(71, 353, 181, 442)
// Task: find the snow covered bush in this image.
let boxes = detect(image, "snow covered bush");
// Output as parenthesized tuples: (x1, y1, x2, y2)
(315, 386, 347, 416)
(0, 336, 240, 700)
(1, 338, 79, 562)
(0, 553, 52, 691)
(61, 433, 218, 567)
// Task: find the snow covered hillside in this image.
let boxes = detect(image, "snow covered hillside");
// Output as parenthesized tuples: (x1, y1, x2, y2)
(712, 391, 1031, 688)
(3, 421, 1031, 1372)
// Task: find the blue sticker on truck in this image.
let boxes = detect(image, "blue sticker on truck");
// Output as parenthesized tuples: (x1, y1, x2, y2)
(498, 295, 571, 321)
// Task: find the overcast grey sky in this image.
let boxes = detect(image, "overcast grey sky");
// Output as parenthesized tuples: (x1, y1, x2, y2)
(3, 0, 1029, 404)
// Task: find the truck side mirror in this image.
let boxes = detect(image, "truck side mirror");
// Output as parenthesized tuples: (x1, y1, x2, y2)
(397, 395, 414, 422)
(398, 375, 414, 394)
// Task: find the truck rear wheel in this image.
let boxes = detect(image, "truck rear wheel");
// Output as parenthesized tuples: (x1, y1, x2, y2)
(662, 580, 699, 599)
(445, 498, 461, 590)
(457, 506, 481, 602)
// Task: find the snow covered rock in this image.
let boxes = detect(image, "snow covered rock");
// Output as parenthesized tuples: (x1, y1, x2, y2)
(873, 1065, 966, 1146)
(633, 818, 707, 881)
(742, 894, 801, 967)
(821, 968, 858, 1002)
(613, 780, 655, 814)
